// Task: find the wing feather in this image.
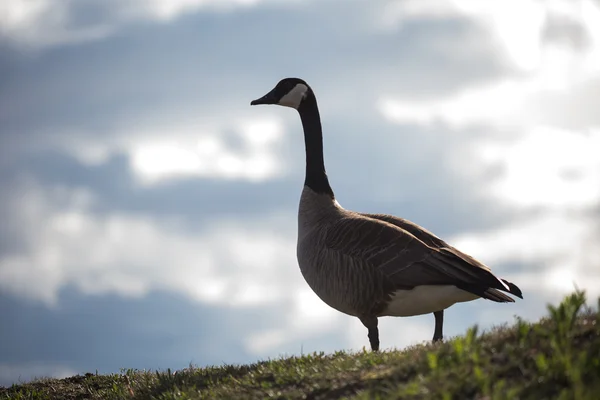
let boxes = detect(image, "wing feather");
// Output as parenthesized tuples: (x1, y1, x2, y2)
(324, 214, 521, 301)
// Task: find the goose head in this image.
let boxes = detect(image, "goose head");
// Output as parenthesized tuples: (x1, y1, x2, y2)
(250, 78, 311, 110)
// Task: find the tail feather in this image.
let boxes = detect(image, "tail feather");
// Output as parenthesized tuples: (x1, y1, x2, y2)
(429, 250, 524, 301)
(431, 250, 509, 293)
(483, 288, 516, 303)
(501, 279, 523, 299)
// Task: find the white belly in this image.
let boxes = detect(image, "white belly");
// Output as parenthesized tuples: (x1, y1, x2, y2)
(381, 285, 479, 317)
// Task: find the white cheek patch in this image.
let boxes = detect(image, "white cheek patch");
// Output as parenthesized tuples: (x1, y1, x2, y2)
(278, 83, 308, 109)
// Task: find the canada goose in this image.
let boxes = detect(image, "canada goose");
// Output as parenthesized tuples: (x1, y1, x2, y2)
(250, 78, 523, 351)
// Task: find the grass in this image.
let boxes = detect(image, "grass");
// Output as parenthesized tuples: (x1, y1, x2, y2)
(2, 290, 599, 399)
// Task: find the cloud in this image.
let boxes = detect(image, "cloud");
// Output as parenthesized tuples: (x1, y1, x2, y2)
(0, 0, 299, 49)
(0, 0, 114, 48)
(129, 119, 286, 184)
(60, 117, 289, 185)
(0, 177, 301, 306)
(379, 78, 531, 129)
(379, 68, 600, 131)
(0, 0, 510, 152)
(377, 0, 600, 130)
(474, 127, 600, 209)
(379, 0, 546, 70)
(382, 0, 600, 71)
(2, 102, 290, 185)
(450, 212, 600, 309)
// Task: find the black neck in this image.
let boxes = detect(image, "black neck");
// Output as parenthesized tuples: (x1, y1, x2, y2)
(297, 93, 334, 198)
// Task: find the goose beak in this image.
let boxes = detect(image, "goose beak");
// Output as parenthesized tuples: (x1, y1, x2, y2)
(250, 90, 277, 106)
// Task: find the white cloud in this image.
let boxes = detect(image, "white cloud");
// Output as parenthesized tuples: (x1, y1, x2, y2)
(379, 67, 600, 131)
(378, 0, 600, 129)
(379, 78, 532, 129)
(379, 0, 544, 69)
(450, 210, 600, 301)
(474, 127, 600, 209)
(36, 117, 289, 185)
(451, 0, 545, 71)
(129, 119, 286, 184)
(0, 0, 114, 49)
(0, 177, 300, 307)
(381, 0, 600, 72)
(137, 0, 268, 20)
(0, 0, 296, 49)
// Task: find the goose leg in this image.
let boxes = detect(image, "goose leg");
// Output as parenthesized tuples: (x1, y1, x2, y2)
(433, 310, 444, 342)
(360, 316, 379, 351)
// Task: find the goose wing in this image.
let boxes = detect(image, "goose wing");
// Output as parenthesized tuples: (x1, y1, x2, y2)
(361, 213, 523, 298)
(325, 214, 522, 300)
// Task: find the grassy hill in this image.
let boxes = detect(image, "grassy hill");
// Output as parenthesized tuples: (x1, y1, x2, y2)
(2, 290, 599, 399)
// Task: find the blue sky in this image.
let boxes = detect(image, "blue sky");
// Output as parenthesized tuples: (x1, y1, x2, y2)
(1, 0, 600, 386)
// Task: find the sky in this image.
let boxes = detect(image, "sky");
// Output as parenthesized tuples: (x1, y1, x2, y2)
(1, 0, 600, 387)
